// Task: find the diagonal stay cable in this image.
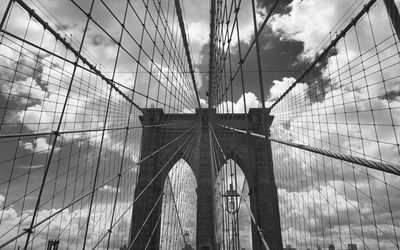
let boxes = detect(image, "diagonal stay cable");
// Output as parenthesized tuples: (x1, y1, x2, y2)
(11, 0, 145, 114)
(282, 140, 398, 247)
(174, 0, 201, 109)
(140, 122, 198, 164)
(268, 0, 378, 110)
(0, 121, 195, 140)
(70, 0, 198, 112)
(209, 122, 228, 163)
(237, 176, 247, 214)
(0, 122, 197, 234)
(129, 192, 164, 246)
(0, 123, 199, 249)
(216, 123, 400, 176)
(127, 125, 201, 248)
(144, 213, 162, 250)
(212, 0, 281, 106)
(67, 120, 202, 248)
(133, 123, 201, 204)
(210, 123, 269, 249)
(237, 181, 271, 250)
(166, 175, 186, 244)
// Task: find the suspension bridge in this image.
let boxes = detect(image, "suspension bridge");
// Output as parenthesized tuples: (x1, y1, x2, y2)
(0, 0, 399, 249)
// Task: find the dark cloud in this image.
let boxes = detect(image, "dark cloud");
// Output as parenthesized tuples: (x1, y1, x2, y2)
(197, 0, 305, 105)
(259, 0, 293, 14)
(90, 34, 107, 47)
(379, 89, 400, 102)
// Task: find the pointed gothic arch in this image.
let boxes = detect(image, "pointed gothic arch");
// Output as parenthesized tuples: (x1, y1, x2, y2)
(129, 108, 282, 250)
(159, 159, 197, 249)
(215, 159, 253, 249)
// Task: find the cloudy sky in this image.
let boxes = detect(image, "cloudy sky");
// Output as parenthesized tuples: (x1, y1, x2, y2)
(1, 0, 400, 249)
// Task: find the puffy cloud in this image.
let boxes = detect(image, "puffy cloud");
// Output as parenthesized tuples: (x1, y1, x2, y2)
(0, 192, 134, 249)
(0, 32, 140, 162)
(265, 77, 309, 107)
(1, 77, 47, 106)
(0, 196, 21, 247)
(187, 21, 210, 64)
(200, 98, 208, 108)
(20, 137, 57, 154)
(217, 92, 261, 113)
(268, 0, 400, 163)
(265, 2, 400, 248)
(235, 4, 268, 46)
(216, 78, 308, 115)
(269, 0, 359, 60)
(100, 185, 120, 193)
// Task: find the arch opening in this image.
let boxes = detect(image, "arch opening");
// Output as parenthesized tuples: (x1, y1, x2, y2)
(215, 159, 252, 250)
(159, 159, 197, 249)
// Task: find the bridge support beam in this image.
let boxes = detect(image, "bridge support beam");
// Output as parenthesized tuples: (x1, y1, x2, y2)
(129, 109, 165, 250)
(249, 136, 282, 250)
(246, 109, 282, 250)
(196, 109, 217, 250)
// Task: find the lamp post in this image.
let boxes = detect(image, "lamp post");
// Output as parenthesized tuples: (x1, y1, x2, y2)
(183, 231, 189, 244)
(182, 231, 194, 250)
(222, 183, 240, 250)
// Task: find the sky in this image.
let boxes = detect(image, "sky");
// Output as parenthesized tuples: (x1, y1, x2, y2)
(0, 0, 400, 249)
(187, 1, 400, 247)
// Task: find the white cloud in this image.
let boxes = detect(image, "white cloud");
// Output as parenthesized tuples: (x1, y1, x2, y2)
(187, 21, 209, 64)
(236, 4, 268, 46)
(200, 98, 207, 108)
(17, 164, 45, 170)
(0, 193, 134, 249)
(269, 0, 336, 59)
(217, 92, 261, 113)
(1, 77, 47, 105)
(20, 137, 58, 154)
(266, 2, 400, 248)
(269, 0, 377, 60)
(268, 0, 400, 164)
(265, 77, 309, 107)
(216, 78, 308, 115)
(100, 185, 120, 193)
(0, 44, 136, 158)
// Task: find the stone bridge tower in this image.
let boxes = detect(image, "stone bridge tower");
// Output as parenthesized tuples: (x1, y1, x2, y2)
(129, 108, 282, 250)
